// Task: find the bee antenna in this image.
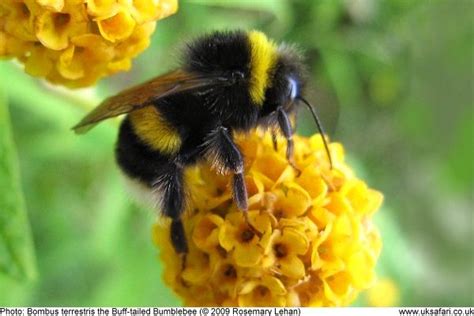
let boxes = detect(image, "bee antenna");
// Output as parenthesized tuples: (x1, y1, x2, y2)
(297, 96, 333, 169)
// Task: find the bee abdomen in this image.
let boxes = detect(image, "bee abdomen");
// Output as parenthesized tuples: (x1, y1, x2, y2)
(128, 106, 182, 155)
(115, 117, 172, 185)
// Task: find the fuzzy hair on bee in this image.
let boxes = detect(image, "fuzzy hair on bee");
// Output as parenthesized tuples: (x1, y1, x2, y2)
(73, 29, 332, 255)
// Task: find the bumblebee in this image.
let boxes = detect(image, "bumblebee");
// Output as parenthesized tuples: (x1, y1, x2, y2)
(74, 30, 332, 254)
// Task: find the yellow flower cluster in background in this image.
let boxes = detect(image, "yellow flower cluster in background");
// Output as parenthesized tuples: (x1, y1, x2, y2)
(153, 131, 384, 306)
(0, 0, 177, 87)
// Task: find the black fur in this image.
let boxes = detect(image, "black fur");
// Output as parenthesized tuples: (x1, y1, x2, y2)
(184, 30, 251, 76)
(202, 126, 243, 174)
(184, 30, 257, 131)
(115, 30, 306, 254)
(170, 219, 188, 254)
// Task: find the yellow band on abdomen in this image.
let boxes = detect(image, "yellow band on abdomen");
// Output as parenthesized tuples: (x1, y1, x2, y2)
(129, 106, 182, 155)
(248, 30, 278, 106)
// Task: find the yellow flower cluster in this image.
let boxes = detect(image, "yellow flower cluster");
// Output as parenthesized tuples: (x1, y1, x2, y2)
(0, 0, 177, 87)
(153, 131, 383, 307)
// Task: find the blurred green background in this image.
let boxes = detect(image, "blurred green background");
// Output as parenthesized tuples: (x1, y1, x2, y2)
(0, 0, 472, 307)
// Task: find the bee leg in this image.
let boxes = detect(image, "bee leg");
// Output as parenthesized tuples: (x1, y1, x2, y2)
(204, 126, 263, 237)
(170, 218, 188, 254)
(277, 107, 301, 177)
(271, 130, 278, 151)
(153, 165, 188, 255)
(205, 126, 248, 210)
(233, 171, 261, 236)
(171, 218, 188, 270)
(233, 171, 248, 211)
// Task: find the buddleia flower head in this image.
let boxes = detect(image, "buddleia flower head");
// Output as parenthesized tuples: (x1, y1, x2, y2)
(0, 0, 177, 87)
(153, 130, 383, 307)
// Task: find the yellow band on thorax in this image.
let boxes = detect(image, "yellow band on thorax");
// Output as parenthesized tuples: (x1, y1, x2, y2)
(129, 106, 182, 155)
(248, 30, 278, 106)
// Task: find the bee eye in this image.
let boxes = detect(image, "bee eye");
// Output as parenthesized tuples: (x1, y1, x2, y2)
(288, 77, 298, 100)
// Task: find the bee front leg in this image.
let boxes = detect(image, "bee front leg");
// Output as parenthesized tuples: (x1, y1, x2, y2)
(277, 107, 301, 176)
(203, 126, 247, 211)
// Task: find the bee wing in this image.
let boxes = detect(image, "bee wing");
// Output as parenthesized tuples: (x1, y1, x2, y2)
(73, 69, 220, 134)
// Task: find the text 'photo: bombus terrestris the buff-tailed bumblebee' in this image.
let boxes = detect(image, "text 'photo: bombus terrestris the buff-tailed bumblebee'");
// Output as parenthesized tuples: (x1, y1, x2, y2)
(73, 30, 333, 257)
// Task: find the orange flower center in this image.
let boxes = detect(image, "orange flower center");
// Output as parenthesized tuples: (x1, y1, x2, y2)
(240, 228, 255, 243)
(216, 245, 227, 258)
(274, 243, 288, 258)
(223, 264, 237, 279)
(19, 3, 31, 18)
(274, 209, 284, 218)
(256, 285, 270, 297)
(53, 13, 71, 31)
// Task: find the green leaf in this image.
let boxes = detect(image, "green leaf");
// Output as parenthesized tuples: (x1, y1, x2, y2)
(0, 87, 37, 281)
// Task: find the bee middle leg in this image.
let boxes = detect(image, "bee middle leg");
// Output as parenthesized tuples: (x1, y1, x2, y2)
(203, 126, 265, 236)
(204, 126, 248, 211)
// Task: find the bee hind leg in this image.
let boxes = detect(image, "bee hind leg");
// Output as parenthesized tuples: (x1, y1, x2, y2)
(152, 164, 188, 256)
(170, 218, 188, 270)
(170, 218, 188, 255)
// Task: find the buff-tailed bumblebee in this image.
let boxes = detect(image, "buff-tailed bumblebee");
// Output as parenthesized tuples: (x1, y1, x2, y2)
(73, 30, 332, 254)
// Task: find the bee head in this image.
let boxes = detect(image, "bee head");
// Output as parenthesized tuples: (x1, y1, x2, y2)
(258, 43, 307, 120)
(183, 30, 306, 129)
